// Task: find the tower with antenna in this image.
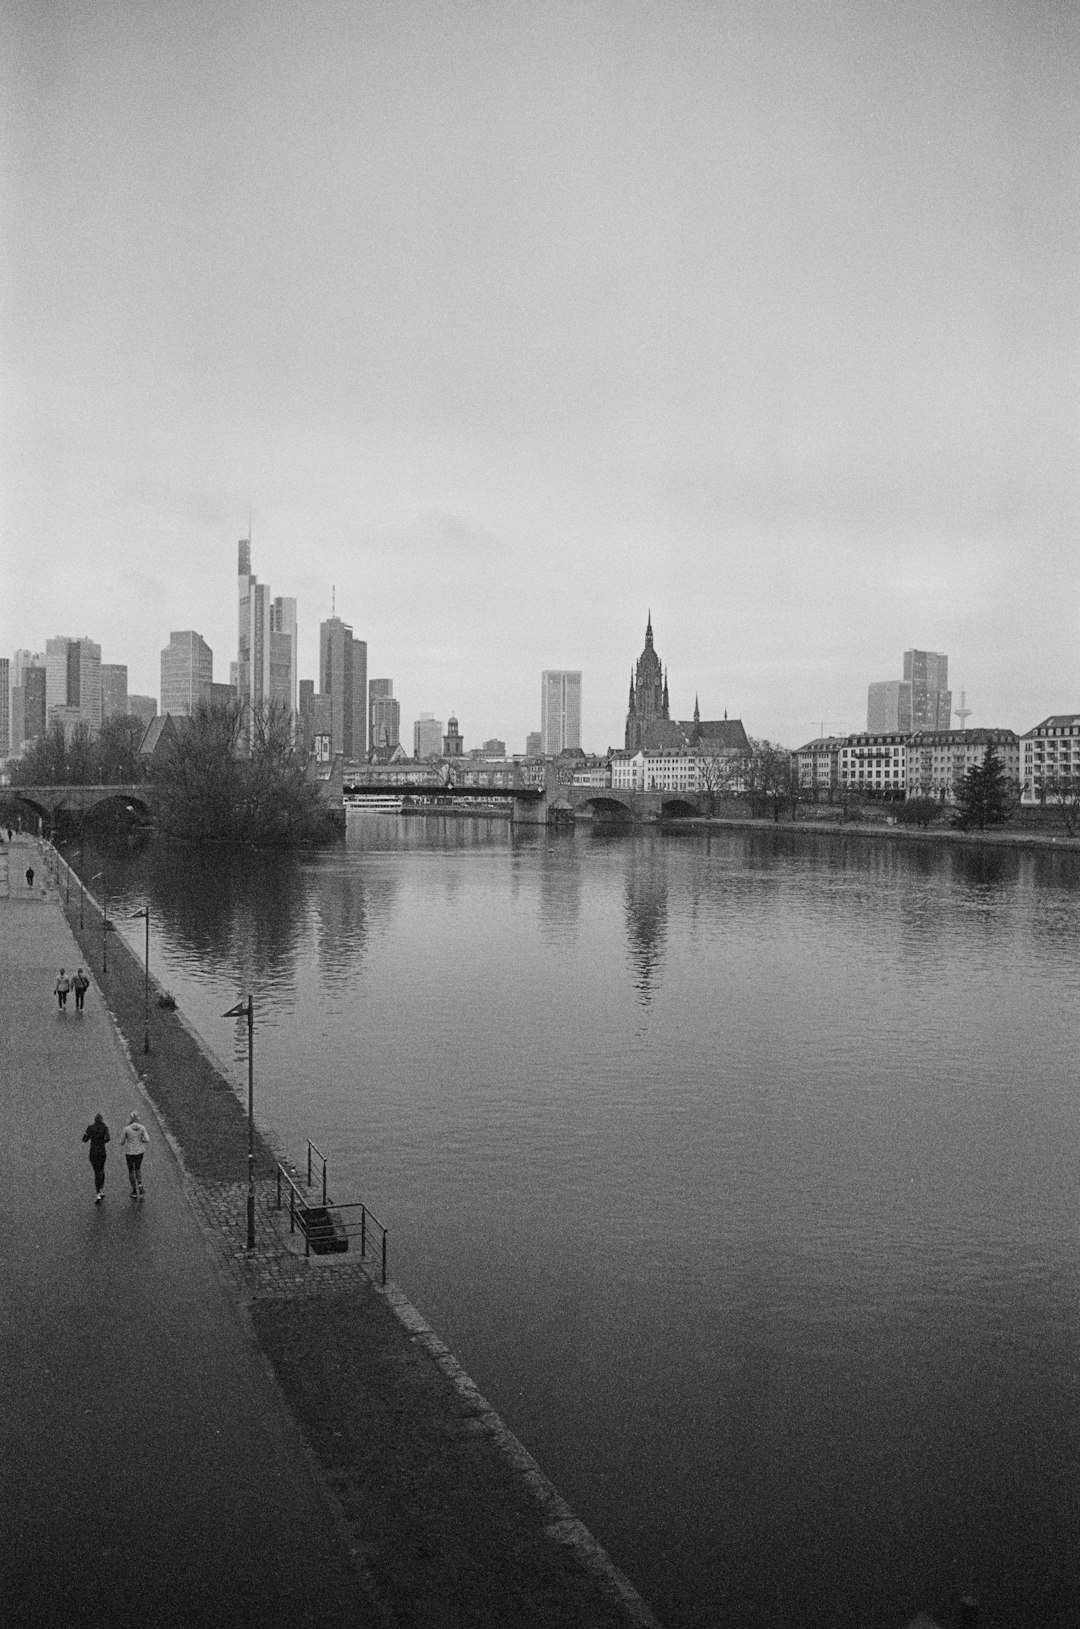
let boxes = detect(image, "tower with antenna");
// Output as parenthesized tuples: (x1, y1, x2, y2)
(954, 688, 972, 729)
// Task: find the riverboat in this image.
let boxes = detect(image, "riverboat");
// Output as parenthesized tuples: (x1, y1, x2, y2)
(343, 793, 405, 812)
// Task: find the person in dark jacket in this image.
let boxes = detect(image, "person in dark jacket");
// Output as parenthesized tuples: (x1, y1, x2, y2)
(82, 1113, 110, 1203)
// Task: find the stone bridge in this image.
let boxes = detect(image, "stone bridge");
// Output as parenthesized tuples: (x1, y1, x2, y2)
(346, 763, 709, 824)
(0, 785, 153, 827)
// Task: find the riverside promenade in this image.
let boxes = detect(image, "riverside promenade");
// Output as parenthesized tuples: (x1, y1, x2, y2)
(0, 838, 661, 1629)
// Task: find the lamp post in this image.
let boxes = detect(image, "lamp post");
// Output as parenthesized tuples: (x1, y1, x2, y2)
(224, 994, 255, 1250)
(131, 907, 150, 1053)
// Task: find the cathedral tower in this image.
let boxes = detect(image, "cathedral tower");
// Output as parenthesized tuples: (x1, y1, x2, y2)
(625, 613, 670, 750)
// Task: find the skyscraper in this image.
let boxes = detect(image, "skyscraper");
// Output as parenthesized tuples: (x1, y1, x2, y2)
(866, 680, 912, 734)
(903, 649, 951, 730)
(101, 664, 129, 720)
(12, 663, 47, 748)
(45, 637, 102, 733)
(413, 714, 443, 759)
(867, 649, 952, 733)
(369, 679, 399, 750)
(237, 539, 297, 736)
(319, 615, 367, 760)
(0, 659, 9, 756)
(161, 632, 213, 716)
(541, 670, 583, 756)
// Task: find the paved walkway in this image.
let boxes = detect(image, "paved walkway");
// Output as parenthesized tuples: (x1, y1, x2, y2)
(0, 844, 376, 1628)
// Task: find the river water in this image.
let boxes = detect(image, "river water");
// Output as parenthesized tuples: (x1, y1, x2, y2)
(87, 816, 1079, 1628)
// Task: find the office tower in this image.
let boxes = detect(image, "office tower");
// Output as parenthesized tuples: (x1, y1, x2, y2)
(45, 637, 102, 733)
(11, 650, 43, 749)
(161, 632, 213, 716)
(299, 680, 334, 760)
(128, 695, 158, 728)
(269, 597, 297, 721)
(526, 731, 542, 757)
(237, 539, 298, 735)
(541, 670, 582, 756)
(0, 659, 8, 755)
(903, 650, 952, 730)
(319, 616, 367, 760)
(370, 681, 400, 751)
(414, 714, 443, 759)
(12, 665, 47, 747)
(867, 680, 912, 733)
(101, 664, 129, 720)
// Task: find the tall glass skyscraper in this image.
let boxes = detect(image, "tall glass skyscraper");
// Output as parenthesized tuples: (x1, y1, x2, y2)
(237, 539, 297, 737)
(540, 670, 582, 756)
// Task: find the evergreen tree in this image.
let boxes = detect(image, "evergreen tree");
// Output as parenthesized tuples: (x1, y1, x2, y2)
(953, 746, 1012, 831)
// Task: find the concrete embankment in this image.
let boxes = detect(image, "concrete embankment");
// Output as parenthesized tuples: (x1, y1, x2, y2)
(672, 811, 1080, 854)
(41, 841, 663, 1629)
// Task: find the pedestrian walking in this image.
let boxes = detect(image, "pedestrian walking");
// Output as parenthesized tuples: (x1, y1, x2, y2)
(119, 1112, 150, 1199)
(54, 969, 71, 1010)
(25, 865, 34, 889)
(72, 968, 90, 1013)
(82, 1113, 110, 1203)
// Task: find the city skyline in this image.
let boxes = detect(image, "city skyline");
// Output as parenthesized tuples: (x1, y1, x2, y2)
(3, 3, 1076, 747)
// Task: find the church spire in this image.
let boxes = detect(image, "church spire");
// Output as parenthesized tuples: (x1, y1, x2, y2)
(694, 693, 700, 724)
(645, 610, 653, 647)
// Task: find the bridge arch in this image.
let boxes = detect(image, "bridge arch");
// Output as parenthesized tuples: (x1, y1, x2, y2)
(659, 796, 700, 819)
(573, 794, 634, 821)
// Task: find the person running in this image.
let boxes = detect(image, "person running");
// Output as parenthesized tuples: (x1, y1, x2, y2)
(82, 1113, 110, 1203)
(72, 968, 90, 1013)
(119, 1112, 150, 1199)
(54, 969, 71, 1010)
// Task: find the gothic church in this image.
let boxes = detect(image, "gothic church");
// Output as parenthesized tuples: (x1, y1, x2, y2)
(624, 614, 750, 755)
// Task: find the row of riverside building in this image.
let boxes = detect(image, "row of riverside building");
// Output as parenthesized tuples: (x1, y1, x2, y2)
(794, 721, 1080, 807)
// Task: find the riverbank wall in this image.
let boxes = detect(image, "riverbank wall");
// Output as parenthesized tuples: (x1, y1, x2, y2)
(669, 811, 1080, 855)
(46, 843, 663, 1629)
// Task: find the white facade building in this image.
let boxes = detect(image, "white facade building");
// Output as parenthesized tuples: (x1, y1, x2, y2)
(907, 729, 1019, 803)
(1019, 715, 1080, 805)
(837, 734, 908, 795)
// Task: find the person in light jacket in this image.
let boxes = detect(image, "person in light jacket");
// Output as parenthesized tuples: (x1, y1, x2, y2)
(119, 1112, 150, 1200)
(82, 1113, 110, 1203)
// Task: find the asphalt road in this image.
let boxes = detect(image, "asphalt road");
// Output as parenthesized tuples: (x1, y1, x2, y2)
(0, 850, 374, 1628)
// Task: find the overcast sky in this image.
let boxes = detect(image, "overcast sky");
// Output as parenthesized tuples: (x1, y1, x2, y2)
(3, 0, 1077, 751)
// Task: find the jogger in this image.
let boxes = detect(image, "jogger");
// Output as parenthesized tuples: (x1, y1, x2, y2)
(82, 1114, 110, 1202)
(119, 1112, 150, 1199)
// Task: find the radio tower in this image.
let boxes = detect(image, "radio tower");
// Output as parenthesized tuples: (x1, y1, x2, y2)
(954, 688, 972, 729)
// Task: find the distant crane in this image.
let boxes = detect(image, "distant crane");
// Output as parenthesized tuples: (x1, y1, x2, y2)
(804, 721, 848, 739)
(954, 689, 972, 729)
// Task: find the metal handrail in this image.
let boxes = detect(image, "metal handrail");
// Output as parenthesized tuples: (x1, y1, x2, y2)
(306, 1139, 327, 1205)
(275, 1161, 388, 1283)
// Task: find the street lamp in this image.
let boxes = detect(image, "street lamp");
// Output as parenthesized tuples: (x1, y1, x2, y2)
(130, 906, 150, 1054)
(91, 870, 108, 974)
(223, 994, 256, 1250)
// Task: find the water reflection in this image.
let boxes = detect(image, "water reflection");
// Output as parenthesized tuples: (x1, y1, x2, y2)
(78, 823, 1080, 1629)
(623, 839, 669, 1006)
